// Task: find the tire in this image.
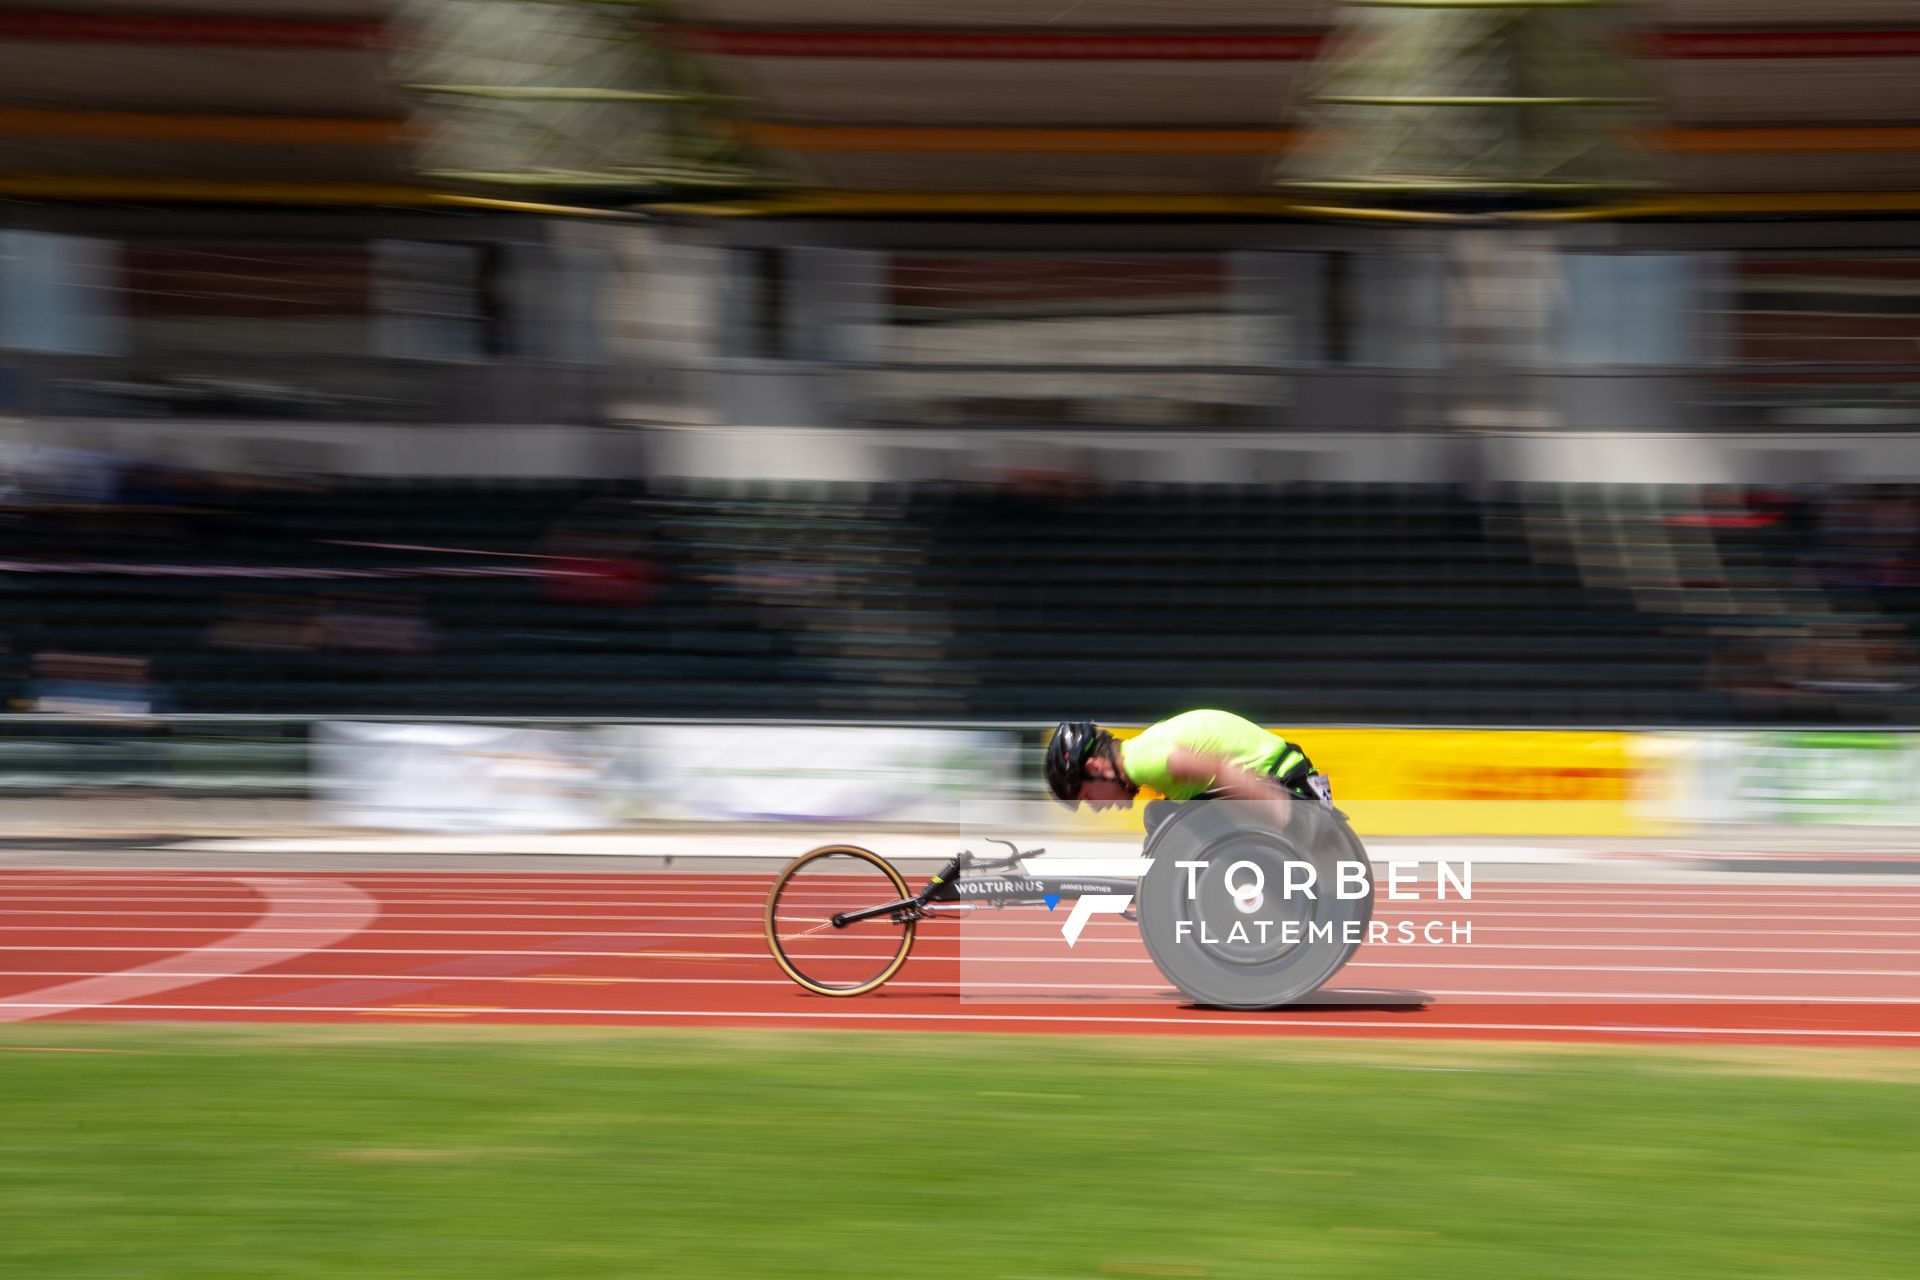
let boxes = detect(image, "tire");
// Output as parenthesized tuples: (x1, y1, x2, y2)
(1135, 798, 1374, 1009)
(764, 844, 916, 997)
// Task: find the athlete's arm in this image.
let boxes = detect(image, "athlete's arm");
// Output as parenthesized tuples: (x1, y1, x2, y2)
(1163, 746, 1294, 828)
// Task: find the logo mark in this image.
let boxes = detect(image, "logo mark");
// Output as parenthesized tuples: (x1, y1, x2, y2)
(1059, 894, 1133, 947)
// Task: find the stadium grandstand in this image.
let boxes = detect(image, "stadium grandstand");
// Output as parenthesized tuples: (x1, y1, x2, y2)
(4, 0, 1920, 733)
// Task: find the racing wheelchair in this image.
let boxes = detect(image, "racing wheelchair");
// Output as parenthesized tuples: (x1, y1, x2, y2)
(763, 795, 1375, 1009)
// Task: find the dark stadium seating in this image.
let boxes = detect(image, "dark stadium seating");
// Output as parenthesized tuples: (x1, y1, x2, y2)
(5, 479, 1913, 725)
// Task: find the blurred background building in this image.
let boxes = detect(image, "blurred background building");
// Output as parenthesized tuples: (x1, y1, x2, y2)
(6, 0, 1920, 750)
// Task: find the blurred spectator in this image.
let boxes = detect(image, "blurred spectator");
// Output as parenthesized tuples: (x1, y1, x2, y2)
(15, 436, 128, 505)
(1787, 621, 1919, 699)
(206, 594, 323, 657)
(319, 593, 438, 660)
(1746, 486, 1818, 541)
(1811, 484, 1920, 598)
(1706, 629, 1813, 720)
(980, 441, 1096, 506)
(542, 527, 661, 609)
(19, 652, 171, 719)
(537, 496, 662, 610)
(1664, 485, 1783, 531)
(1713, 622, 1920, 721)
(118, 456, 201, 509)
(732, 548, 837, 610)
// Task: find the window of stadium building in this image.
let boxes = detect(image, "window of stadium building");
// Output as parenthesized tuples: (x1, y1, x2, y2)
(839, 253, 1292, 427)
(1733, 256, 1920, 367)
(1553, 253, 1703, 367)
(878, 254, 1276, 368)
(117, 241, 492, 361)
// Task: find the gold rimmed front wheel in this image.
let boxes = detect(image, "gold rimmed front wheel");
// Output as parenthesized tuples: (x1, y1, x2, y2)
(764, 844, 916, 997)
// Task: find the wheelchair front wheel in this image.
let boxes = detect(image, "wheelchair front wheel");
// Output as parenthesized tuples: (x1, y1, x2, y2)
(764, 844, 917, 997)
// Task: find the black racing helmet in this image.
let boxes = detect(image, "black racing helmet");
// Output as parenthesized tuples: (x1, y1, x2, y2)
(1045, 720, 1109, 807)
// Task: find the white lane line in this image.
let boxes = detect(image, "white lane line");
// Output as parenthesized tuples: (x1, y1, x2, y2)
(994, 923, 1920, 941)
(5, 917, 1917, 955)
(22, 909, 1920, 932)
(9, 910, 1915, 940)
(0, 944, 835, 957)
(8, 896, 1919, 922)
(11, 881, 1920, 902)
(21, 932, 1915, 964)
(1398, 912, 1920, 922)
(0, 878, 379, 1025)
(150, 838, 1532, 861)
(7, 924, 1912, 967)
(14, 899, 1890, 918)
(1443, 931, 1920, 941)
(1398, 990, 1920, 1003)
(7, 869, 1918, 894)
(1344, 961, 1919, 977)
(0, 927, 834, 943)
(3, 890, 1920, 909)
(8, 874, 1917, 891)
(0, 873, 1832, 890)
(0, 924, 1904, 955)
(8, 970, 1920, 1005)
(11, 886, 1920, 905)
(6, 1001, 1915, 1039)
(9, 920, 1919, 951)
(0, 909, 678, 921)
(2, 943, 1913, 984)
(9, 923, 1920, 964)
(1361, 943, 1920, 956)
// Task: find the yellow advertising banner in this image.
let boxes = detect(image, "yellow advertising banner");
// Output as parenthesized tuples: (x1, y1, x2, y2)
(1060, 727, 1652, 838)
(1284, 728, 1648, 837)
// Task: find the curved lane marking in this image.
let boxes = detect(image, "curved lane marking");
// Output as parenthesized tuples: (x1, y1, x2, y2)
(0, 877, 379, 1023)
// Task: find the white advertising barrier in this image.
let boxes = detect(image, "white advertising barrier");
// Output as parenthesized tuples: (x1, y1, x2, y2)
(597, 725, 1014, 825)
(317, 722, 606, 832)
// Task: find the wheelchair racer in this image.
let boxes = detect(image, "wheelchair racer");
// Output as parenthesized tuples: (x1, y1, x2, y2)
(1044, 710, 1331, 831)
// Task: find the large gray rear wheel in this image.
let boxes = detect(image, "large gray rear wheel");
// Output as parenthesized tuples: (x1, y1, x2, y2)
(1136, 800, 1374, 1009)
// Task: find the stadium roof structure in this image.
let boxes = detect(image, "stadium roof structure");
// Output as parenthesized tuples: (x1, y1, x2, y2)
(2, 0, 1920, 216)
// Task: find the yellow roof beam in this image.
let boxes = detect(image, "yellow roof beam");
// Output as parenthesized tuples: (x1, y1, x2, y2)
(649, 188, 1920, 220)
(646, 190, 1462, 219)
(740, 124, 1920, 158)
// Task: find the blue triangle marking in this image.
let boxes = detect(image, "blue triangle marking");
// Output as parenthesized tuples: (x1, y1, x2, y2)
(1043, 894, 1061, 912)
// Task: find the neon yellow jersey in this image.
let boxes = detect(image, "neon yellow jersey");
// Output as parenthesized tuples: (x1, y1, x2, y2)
(1119, 709, 1294, 801)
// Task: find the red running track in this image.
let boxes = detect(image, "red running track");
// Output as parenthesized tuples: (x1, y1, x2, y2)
(2, 869, 1918, 1047)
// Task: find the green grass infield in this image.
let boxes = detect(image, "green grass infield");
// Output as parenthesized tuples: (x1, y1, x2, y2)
(3, 1025, 1917, 1279)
